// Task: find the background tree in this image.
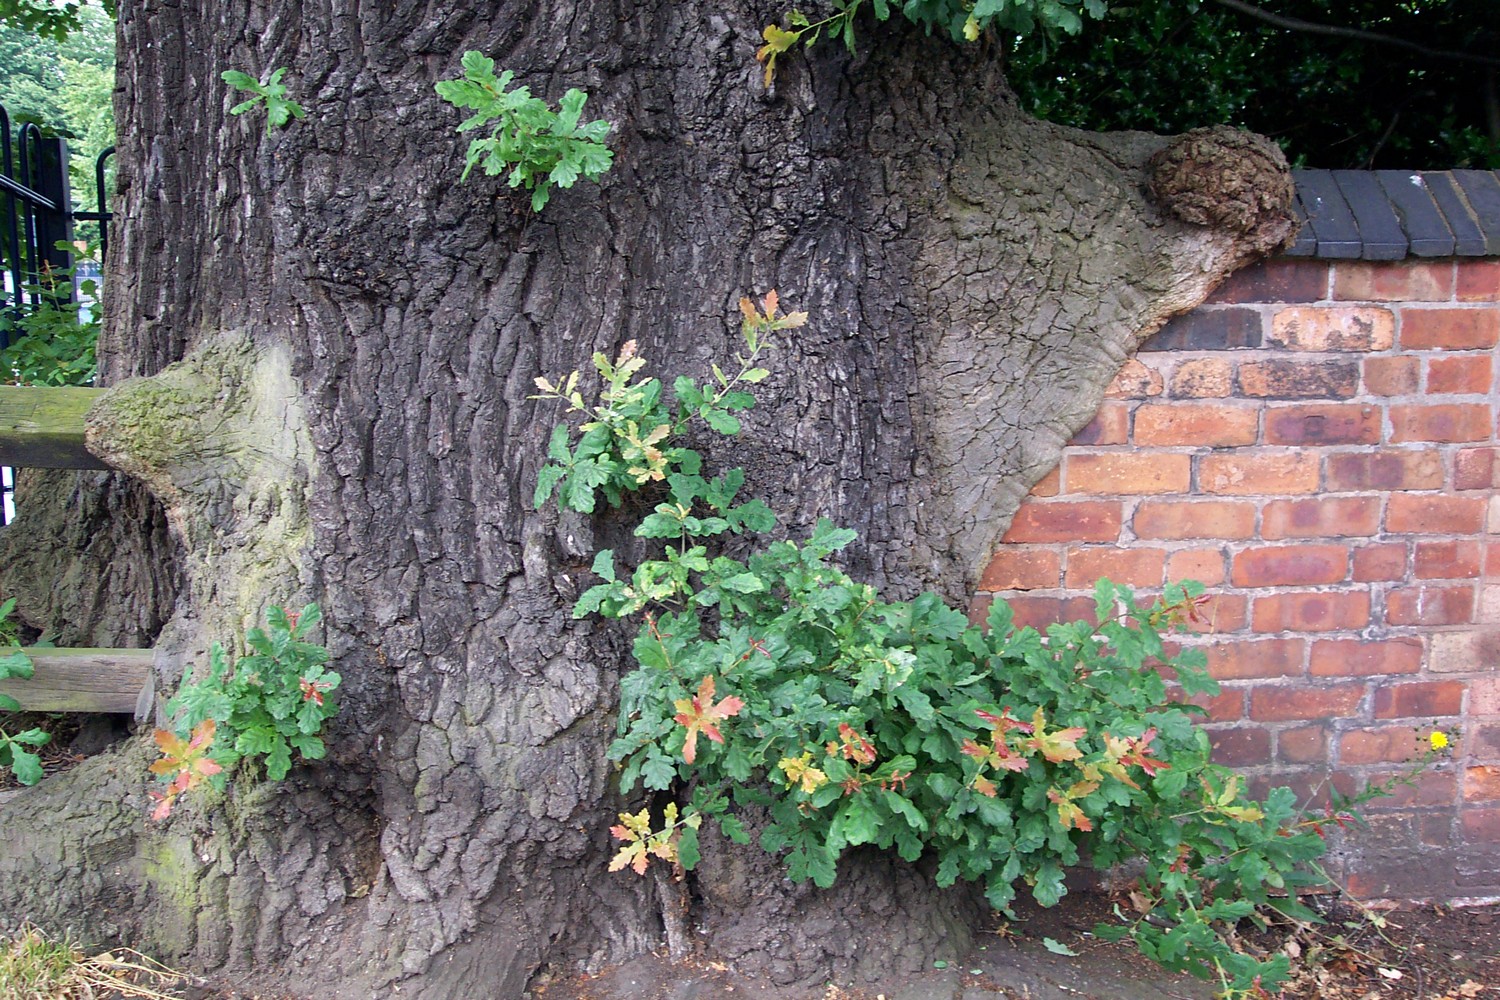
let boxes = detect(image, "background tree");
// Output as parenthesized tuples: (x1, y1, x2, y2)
(0, 1, 1298, 997)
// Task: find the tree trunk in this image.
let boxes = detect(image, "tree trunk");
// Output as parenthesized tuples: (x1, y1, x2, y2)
(0, 2, 1294, 996)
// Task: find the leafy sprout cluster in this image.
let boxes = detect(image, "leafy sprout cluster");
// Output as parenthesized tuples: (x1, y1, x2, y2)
(0, 598, 49, 786)
(221, 67, 306, 134)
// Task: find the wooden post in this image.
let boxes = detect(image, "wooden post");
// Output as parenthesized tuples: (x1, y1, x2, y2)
(0, 647, 151, 713)
(0, 385, 108, 469)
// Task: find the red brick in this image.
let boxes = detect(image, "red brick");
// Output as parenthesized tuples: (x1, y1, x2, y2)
(1232, 545, 1348, 587)
(1401, 308, 1500, 350)
(1264, 404, 1380, 446)
(1200, 453, 1320, 495)
(1428, 630, 1500, 673)
(1132, 403, 1258, 447)
(1263, 497, 1380, 540)
(1474, 723, 1500, 756)
(1167, 548, 1227, 587)
(1206, 726, 1272, 766)
(1169, 359, 1233, 398)
(1065, 453, 1191, 495)
(1253, 591, 1370, 632)
(1462, 807, 1500, 842)
(1105, 359, 1164, 399)
(1251, 771, 1358, 811)
(1465, 766, 1500, 802)
(1065, 547, 1165, 588)
(1473, 675, 1500, 715)
(1427, 356, 1493, 394)
(1277, 725, 1328, 764)
(1002, 501, 1122, 544)
(1205, 259, 1328, 304)
(1367, 770, 1457, 810)
(1309, 637, 1423, 677)
(1172, 684, 1245, 723)
(1455, 448, 1500, 491)
(1251, 683, 1365, 721)
(1028, 467, 1060, 498)
(1414, 540, 1483, 580)
(980, 549, 1061, 591)
(1340, 727, 1426, 765)
(1270, 306, 1394, 352)
(1372, 681, 1465, 719)
(1353, 543, 1408, 582)
(1068, 401, 1129, 446)
(1133, 500, 1256, 540)
(1205, 637, 1305, 679)
(1239, 359, 1359, 399)
(1387, 584, 1475, 626)
(1457, 261, 1500, 302)
(998, 595, 1098, 631)
(1184, 594, 1248, 633)
(1334, 261, 1453, 302)
(1363, 356, 1420, 396)
(1387, 494, 1486, 534)
(1390, 403, 1492, 443)
(1326, 450, 1444, 491)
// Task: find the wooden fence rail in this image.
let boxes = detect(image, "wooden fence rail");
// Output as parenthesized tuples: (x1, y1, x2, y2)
(0, 647, 152, 713)
(0, 385, 109, 470)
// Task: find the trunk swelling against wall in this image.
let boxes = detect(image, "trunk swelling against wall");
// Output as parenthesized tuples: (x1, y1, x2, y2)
(0, 2, 1293, 996)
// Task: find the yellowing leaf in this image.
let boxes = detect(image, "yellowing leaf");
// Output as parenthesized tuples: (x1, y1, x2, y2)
(756, 25, 801, 87)
(672, 675, 744, 764)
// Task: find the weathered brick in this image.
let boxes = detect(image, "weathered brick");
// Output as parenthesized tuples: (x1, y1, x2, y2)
(1197, 594, 1248, 633)
(1206, 726, 1272, 766)
(996, 595, 1098, 631)
(1367, 770, 1457, 809)
(1270, 306, 1394, 352)
(1028, 467, 1060, 498)
(1239, 359, 1359, 399)
(1455, 448, 1500, 491)
(1105, 359, 1164, 399)
(1390, 403, 1492, 443)
(1363, 356, 1420, 396)
(1462, 807, 1500, 842)
(1133, 403, 1258, 447)
(1352, 543, 1408, 582)
(980, 549, 1061, 592)
(1002, 501, 1122, 544)
(1401, 308, 1500, 350)
(1427, 356, 1493, 395)
(1309, 637, 1423, 677)
(1065, 547, 1165, 588)
(1232, 544, 1348, 587)
(1457, 260, 1500, 302)
(1065, 453, 1191, 495)
(1473, 675, 1500, 715)
(1264, 403, 1380, 446)
(1326, 450, 1444, 491)
(1387, 584, 1475, 627)
(1172, 684, 1245, 722)
(1277, 725, 1328, 764)
(1428, 630, 1500, 673)
(1372, 681, 1465, 719)
(1263, 497, 1380, 540)
(1133, 500, 1256, 540)
(1139, 308, 1262, 352)
(1205, 259, 1328, 304)
(1253, 771, 1358, 811)
(1253, 591, 1370, 632)
(1205, 637, 1305, 679)
(1465, 766, 1500, 802)
(1068, 401, 1129, 446)
(1474, 722, 1500, 756)
(1414, 540, 1482, 580)
(1167, 548, 1227, 587)
(1251, 683, 1365, 721)
(1333, 261, 1454, 302)
(1387, 494, 1486, 534)
(1169, 358, 1233, 398)
(1201, 452, 1320, 495)
(1340, 727, 1426, 765)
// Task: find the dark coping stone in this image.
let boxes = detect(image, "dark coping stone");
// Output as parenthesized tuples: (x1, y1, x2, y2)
(1425, 171, 1490, 256)
(1285, 197, 1317, 256)
(1140, 307, 1263, 352)
(1375, 170, 1456, 257)
(1332, 170, 1408, 260)
(1454, 170, 1500, 255)
(1293, 170, 1363, 258)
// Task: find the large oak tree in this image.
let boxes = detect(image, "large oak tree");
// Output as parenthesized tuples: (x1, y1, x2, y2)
(0, 1, 1294, 995)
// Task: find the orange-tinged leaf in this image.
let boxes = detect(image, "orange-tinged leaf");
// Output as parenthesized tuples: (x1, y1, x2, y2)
(1026, 708, 1085, 763)
(672, 675, 743, 764)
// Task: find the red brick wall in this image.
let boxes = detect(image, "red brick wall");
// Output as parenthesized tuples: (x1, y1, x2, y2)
(974, 257, 1500, 899)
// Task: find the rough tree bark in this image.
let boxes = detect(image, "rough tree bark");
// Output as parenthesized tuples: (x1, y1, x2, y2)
(0, 2, 1293, 997)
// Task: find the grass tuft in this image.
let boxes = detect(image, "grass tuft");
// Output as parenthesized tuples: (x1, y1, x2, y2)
(0, 924, 189, 999)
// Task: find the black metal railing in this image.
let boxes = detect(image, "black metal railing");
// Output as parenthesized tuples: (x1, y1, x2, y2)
(1, 102, 115, 523)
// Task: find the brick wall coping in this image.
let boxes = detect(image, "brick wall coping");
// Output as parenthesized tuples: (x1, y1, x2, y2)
(1288, 169, 1500, 261)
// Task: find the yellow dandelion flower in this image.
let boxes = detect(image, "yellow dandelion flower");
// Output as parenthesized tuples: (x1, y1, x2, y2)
(1429, 730, 1449, 751)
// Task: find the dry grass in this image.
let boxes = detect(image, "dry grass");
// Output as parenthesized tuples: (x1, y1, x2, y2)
(0, 924, 189, 999)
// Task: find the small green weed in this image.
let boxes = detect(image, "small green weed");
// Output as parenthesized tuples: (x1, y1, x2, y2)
(0, 597, 49, 786)
(222, 67, 306, 134)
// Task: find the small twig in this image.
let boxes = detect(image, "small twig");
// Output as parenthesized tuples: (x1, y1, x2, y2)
(1210, 0, 1500, 68)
